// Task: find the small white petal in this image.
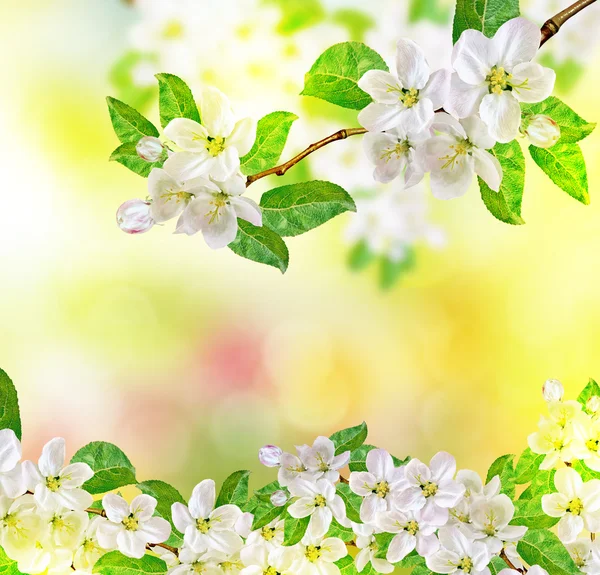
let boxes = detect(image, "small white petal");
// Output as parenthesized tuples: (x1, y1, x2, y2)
(358, 70, 403, 105)
(396, 39, 430, 90)
(493, 17, 541, 69)
(39, 438, 65, 478)
(472, 148, 503, 192)
(510, 63, 556, 103)
(479, 92, 522, 143)
(358, 103, 405, 133)
(446, 74, 488, 119)
(452, 29, 497, 84)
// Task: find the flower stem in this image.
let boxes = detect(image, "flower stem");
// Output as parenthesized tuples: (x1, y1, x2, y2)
(540, 0, 598, 46)
(500, 549, 524, 573)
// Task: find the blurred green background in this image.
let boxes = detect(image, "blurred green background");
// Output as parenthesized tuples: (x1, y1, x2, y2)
(1, 0, 600, 495)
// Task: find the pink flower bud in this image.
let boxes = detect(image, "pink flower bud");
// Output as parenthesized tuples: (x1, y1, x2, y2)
(136, 136, 165, 162)
(116, 199, 155, 234)
(542, 379, 564, 402)
(524, 115, 560, 149)
(259, 445, 282, 467)
(270, 490, 288, 507)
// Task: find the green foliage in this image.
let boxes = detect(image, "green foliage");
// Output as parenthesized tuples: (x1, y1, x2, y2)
(331, 9, 376, 42)
(137, 480, 186, 547)
(452, 0, 520, 43)
(0, 544, 23, 575)
(348, 241, 375, 271)
(486, 454, 516, 499)
(409, 0, 450, 24)
(517, 529, 580, 575)
(228, 220, 289, 273)
(266, 0, 326, 35)
(240, 112, 298, 176)
(577, 378, 600, 411)
(330, 422, 368, 455)
(373, 532, 395, 559)
(109, 142, 163, 178)
(519, 469, 556, 499)
(247, 481, 288, 528)
(335, 555, 358, 575)
(327, 518, 355, 542)
(539, 54, 585, 95)
(479, 141, 525, 226)
(0, 369, 21, 440)
(156, 73, 201, 128)
(515, 448, 545, 484)
(488, 556, 509, 575)
(348, 444, 409, 472)
(283, 514, 310, 545)
(302, 42, 389, 110)
(93, 551, 167, 575)
(394, 551, 426, 569)
(380, 250, 416, 290)
(510, 495, 560, 528)
(336, 482, 363, 523)
(521, 97, 596, 144)
(216, 470, 250, 508)
(573, 460, 600, 481)
(71, 442, 137, 495)
(529, 142, 589, 205)
(106, 97, 159, 144)
(260, 181, 356, 237)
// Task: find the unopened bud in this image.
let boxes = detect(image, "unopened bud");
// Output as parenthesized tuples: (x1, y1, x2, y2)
(588, 396, 600, 414)
(542, 379, 564, 403)
(524, 115, 560, 149)
(116, 199, 154, 234)
(270, 490, 288, 507)
(136, 136, 165, 162)
(258, 445, 282, 467)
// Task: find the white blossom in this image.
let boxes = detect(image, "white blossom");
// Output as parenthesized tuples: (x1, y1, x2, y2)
(567, 539, 600, 574)
(542, 379, 565, 403)
(296, 437, 350, 483)
(352, 522, 394, 574)
(426, 527, 490, 575)
(287, 535, 347, 575)
(0, 429, 27, 498)
(240, 544, 293, 575)
(245, 518, 284, 550)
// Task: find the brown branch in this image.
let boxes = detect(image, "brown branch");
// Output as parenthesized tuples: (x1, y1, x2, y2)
(500, 549, 525, 573)
(540, 0, 598, 46)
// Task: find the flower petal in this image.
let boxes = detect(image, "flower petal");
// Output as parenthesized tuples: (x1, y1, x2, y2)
(430, 452, 456, 482)
(200, 87, 236, 138)
(460, 115, 495, 150)
(358, 70, 403, 105)
(163, 118, 209, 152)
(39, 438, 65, 478)
(493, 17, 541, 69)
(446, 74, 488, 119)
(172, 502, 194, 534)
(472, 148, 503, 192)
(228, 118, 257, 157)
(231, 197, 262, 227)
(117, 529, 146, 559)
(358, 103, 405, 133)
(396, 39, 430, 90)
(58, 463, 94, 488)
(0, 430, 21, 473)
(138, 516, 171, 544)
(387, 531, 416, 563)
(510, 62, 556, 103)
(479, 92, 521, 143)
(557, 513, 584, 543)
(131, 494, 157, 522)
(554, 467, 583, 499)
(452, 29, 497, 84)
(164, 151, 214, 182)
(420, 69, 450, 111)
(189, 479, 216, 519)
(103, 493, 130, 523)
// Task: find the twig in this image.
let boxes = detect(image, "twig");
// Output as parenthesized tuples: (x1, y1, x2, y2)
(540, 0, 598, 46)
(500, 549, 525, 573)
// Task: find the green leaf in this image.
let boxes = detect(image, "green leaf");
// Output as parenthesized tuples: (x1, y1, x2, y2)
(260, 181, 356, 237)
(0, 544, 24, 575)
(216, 470, 250, 508)
(409, 0, 450, 24)
(573, 460, 600, 481)
(515, 448, 545, 484)
(349, 444, 409, 472)
(93, 551, 167, 575)
(137, 480, 185, 547)
(71, 442, 137, 495)
(156, 73, 200, 128)
(335, 555, 358, 575)
(479, 140, 525, 225)
(486, 454, 516, 499)
(379, 250, 416, 290)
(510, 495, 560, 528)
(326, 518, 355, 542)
(336, 482, 363, 523)
(577, 378, 600, 411)
(109, 142, 163, 178)
(302, 42, 389, 110)
(228, 220, 289, 273)
(330, 422, 368, 455)
(394, 551, 427, 569)
(348, 241, 375, 271)
(251, 500, 287, 530)
(283, 514, 310, 546)
(529, 142, 589, 205)
(521, 97, 596, 143)
(240, 112, 298, 176)
(452, 0, 520, 44)
(374, 532, 395, 559)
(0, 369, 21, 440)
(519, 469, 556, 499)
(106, 97, 159, 144)
(488, 556, 509, 575)
(517, 529, 580, 575)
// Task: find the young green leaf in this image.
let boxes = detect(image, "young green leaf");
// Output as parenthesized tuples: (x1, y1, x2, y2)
(488, 556, 510, 575)
(260, 181, 356, 237)
(0, 369, 21, 440)
(479, 140, 525, 226)
(330, 422, 368, 455)
(156, 73, 201, 128)
(251, 499, 287, 530)
(302, 42, 389, 110)
(0, 540, 22, 575)
(519, 469, 556, 500)
(573, 460, 600, 481)
(510, 495, 560, 528)
(380, 249, 416, 290)
(521, 97, 596, 143)
(106, 97, 159, 144)
(348, 241, 375, 271)
(283, 514, 310, 545)
(137, 480, 186, 547)
(373, 532, 395, 559)
(228, 220, 289, 273)
(93, 550, 167, 575)
(486, 454, 516, 499)
(394, 551, 427, 569)
(71, 442, 137, 494)
(515, 448, 545, 484)
(517, 529, 580, 575)
(216, 470, 250, 508)
(452, 0, 520, 44)
(240, 112, 298, 176)
(109, 142, 163, 178)
(577, 379, 600, 411)
(326, 518, 355, 542)
(529, 142, 589, 205)
(335, 555, 358, 575)
(349, 444, 409, 472)
(336, 482, 363, 523)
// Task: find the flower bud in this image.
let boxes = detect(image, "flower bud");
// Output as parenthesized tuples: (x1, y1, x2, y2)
(258, 445, 282, 467)
(270, 490, 288, 507)
(524, 115, 560, 148)
(136, 136, 165, 162)
(116, 199, 155, 234)
(542, 379, 564, 402)
(588, 396, 600, 414)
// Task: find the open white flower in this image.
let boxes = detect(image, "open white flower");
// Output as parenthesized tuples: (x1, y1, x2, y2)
(567, 539, 600, 574)
(9, 539, 74, 575)
(240, 544, 294, 575)
(97, 493, 171, 559)
(287, 478, 347, 538)
(172, 479, 243, 554)
(528, 420, 576, 469)
(349, 448, 407, 523)
(424, 113, 502, 200)
(455, 470, 500, 504)
(0, 429, 26, 498)
(164, 88, 256, 182)
(245, 518, 284, 550)
(297, 437, 350, 483)
(395, 452, 465, 524)
(42, 506, 88, 549)
(73, 516, 108, 572)
(572, 415, 600, 470)
(426, 527, 490, 575)
(169, 547, 221, 575)
(363, 125, 429, 185)
(174, 173, 262, 249)
(287, 535, 347, 575)
(448, 17, 556, 142)
(352, 522, 394, 574)
(542, 400, 582, 429)
(0, 494, 41, 555)
(358, 39, 449, 133)
(24, 438, 94, 511)
(278, 453, 313, 488)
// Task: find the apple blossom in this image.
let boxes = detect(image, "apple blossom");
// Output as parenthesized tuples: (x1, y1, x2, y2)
(0, 429, 27, 498)
(448, 17, 556, 143)
(0, 494, 41, 555)
(245, 518, 284, 550)
(42, 506, 88, 549)
(567, 539, 600, 574)
(287, 535, 347, 575)
(97, 493, 171, 559)
(116, 199, 155, 235)
(352, 522, 394, 574)
(73, 516, 108, 571)
(297, 437, 350, 483)
(542, 379, 564, 402)
(542, 399, 582, 429)
(258, 445, 283, 468)
(528, 420, 576, 469)
(571, 415, 600, 470)
(168, 547, 222, 575)
(358, 39, 449, 133)
(522, 115, 561, 148)
(426, 527, 490, 575)
(240, 544, 293, 575)
(278, 453, 312, 487)
(136, 136, 166, 162)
